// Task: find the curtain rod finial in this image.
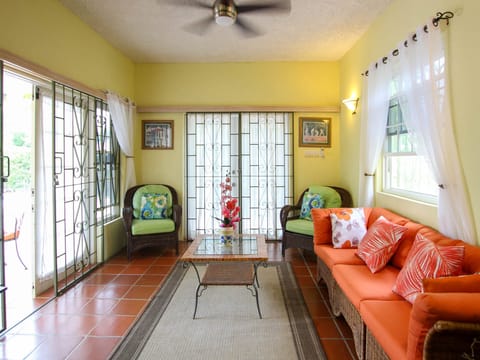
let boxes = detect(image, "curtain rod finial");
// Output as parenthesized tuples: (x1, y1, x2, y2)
(433, 11, 454, 26)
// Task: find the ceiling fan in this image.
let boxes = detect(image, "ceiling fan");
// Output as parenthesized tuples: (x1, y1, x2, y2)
(167, 0, 291, 37)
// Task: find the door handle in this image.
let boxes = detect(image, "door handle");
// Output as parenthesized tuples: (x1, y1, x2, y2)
(1, 155, 10, 183)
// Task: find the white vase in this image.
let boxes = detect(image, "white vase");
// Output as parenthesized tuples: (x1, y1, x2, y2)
(218, 226, 234, 244)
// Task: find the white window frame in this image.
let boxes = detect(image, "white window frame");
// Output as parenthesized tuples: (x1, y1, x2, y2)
(382, 97, 438, 204)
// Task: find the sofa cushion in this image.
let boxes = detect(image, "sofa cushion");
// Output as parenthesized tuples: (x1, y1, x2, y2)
(315, 244, 364, 270)
(393, 233, 465, 304)
(330, 208, 367, 249)
(285, 218, 313, 236)
(360, 300, 411, 360)
(333, 264, 403, 309)
(308, 185, 342, 208)
(408, 292, 480, 360)
(299, 191, 325, 220)
(366, 207, 410, 228)
(391, 221, 426, 269)
(422, 273, 480, 293)
(312, 208, 335, 245)
(462, 242, 480, 273)
(131, 218, 175, 235)
(357, 216, 408, 273)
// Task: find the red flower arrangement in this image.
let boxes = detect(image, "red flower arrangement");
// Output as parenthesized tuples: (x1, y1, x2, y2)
(216, 171, 240, 229)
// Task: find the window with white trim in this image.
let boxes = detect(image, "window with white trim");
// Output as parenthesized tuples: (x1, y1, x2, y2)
(382, 97, 438, 203)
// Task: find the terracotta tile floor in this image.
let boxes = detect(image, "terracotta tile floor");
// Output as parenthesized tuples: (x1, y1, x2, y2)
(1, 242, 358, 360)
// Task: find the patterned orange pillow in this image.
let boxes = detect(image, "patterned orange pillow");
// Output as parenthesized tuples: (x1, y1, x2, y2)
(393, 233, 465, 303)
(330, 208, 367, 249)
(357, 216, 407, 273)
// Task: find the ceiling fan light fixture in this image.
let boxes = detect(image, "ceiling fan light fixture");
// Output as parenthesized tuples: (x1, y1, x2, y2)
(214, 2, 237, 26)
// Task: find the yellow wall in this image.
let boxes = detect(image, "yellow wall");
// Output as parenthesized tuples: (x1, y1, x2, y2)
(136, 112, 185, 198)
(0, 0, 135, 97)
(0, 0, 136, 257)
(340, 0, 480, 243)
(293, 113, 341, 195)
(134, 62, 342, 222)
(135, 62, 339, 107)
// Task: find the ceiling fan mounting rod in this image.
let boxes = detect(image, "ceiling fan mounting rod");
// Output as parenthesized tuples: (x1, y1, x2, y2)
(214, 0, 237, 26)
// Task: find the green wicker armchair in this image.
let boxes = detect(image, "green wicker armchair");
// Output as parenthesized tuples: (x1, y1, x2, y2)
(123, 184, 182, 260)
(280, 185, 353, 256)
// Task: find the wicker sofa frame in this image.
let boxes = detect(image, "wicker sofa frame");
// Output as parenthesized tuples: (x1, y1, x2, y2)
(122, 184, 182, 260)
(317, 255, 366, 359)
(280, 186, 353, 256)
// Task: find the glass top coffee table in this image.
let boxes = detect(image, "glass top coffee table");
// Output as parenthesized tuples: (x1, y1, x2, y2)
(181, 234, 268, 319)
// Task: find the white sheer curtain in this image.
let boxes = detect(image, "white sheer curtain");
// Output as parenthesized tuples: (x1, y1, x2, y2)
(34, 86, 54, 295)
(357, 62, 392, 207)
(395, 25, 476, 243)
(106, 91, 136, 190)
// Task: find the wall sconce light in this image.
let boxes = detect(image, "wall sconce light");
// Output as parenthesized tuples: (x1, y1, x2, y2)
(342, 97, 359, 114)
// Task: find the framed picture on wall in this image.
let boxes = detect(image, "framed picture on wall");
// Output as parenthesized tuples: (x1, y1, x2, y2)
(142, 120, 174, 150)
(299, 117, 331, 147)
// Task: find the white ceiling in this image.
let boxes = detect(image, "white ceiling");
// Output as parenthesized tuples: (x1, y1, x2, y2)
(59, 0, 394, 63)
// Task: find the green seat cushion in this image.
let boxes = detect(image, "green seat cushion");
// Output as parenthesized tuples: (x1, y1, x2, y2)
(308, 185, 342, 208)
(132, 185, 173, 219)
(131, 218, 175, 235)
(286, 219, 314, 236)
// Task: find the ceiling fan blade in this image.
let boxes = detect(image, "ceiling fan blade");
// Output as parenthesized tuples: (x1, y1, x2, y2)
(183, 16, 215, 35)
(237, 1, 291, 14)
(161, 0, 211, 9)
(234, 17, 263, 38)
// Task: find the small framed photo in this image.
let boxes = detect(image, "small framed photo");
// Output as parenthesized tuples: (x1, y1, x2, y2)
(299, 117, 331, 147)
(142, 120, 174, 150)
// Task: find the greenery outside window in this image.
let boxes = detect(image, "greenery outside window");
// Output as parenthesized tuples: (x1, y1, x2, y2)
(96, 102, 121, 222)
(383, 97, 438, 204)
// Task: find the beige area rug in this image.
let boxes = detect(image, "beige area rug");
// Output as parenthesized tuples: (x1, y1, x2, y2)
(110, 262, 326, 360)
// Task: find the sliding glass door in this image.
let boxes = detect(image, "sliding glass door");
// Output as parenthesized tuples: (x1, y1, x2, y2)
(52, 82, 106, 294)
(0, 60, 5, 332)
(186, 112, 293, 241)
(0, 62, 119, 333)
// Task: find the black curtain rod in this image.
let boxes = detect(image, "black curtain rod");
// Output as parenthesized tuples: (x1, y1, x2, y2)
(361, 11, 454, 76)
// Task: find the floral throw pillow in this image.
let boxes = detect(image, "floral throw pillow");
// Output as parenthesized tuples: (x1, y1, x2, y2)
(357, 216, 408, 273)
(393, 233, 465, 303)
(330, 208, 367, 249)
(299, 192, 325, 220)
(140, 193, 170, 219)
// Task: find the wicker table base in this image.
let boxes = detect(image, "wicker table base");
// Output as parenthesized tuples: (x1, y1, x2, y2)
(192, 262, 262, 319)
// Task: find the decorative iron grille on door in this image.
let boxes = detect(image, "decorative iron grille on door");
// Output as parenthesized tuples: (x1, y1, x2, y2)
(53, 82, 107, 294)
(186, 112, 293, 241)
(0, 60, 6, 332)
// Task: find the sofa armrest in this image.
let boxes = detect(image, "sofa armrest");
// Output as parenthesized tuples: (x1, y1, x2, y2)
(424, 320, 480, 360)
(280, 205, 301, 230)
(409, 292, 480, 359)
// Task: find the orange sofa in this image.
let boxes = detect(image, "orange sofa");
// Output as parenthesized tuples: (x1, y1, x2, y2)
(311, 207, 480, 360)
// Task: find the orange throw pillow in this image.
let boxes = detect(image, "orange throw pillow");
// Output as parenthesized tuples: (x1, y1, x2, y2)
(422, 273, 480, 293)
(357, 215, 407, 273)
(393, 233, 464, 303)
